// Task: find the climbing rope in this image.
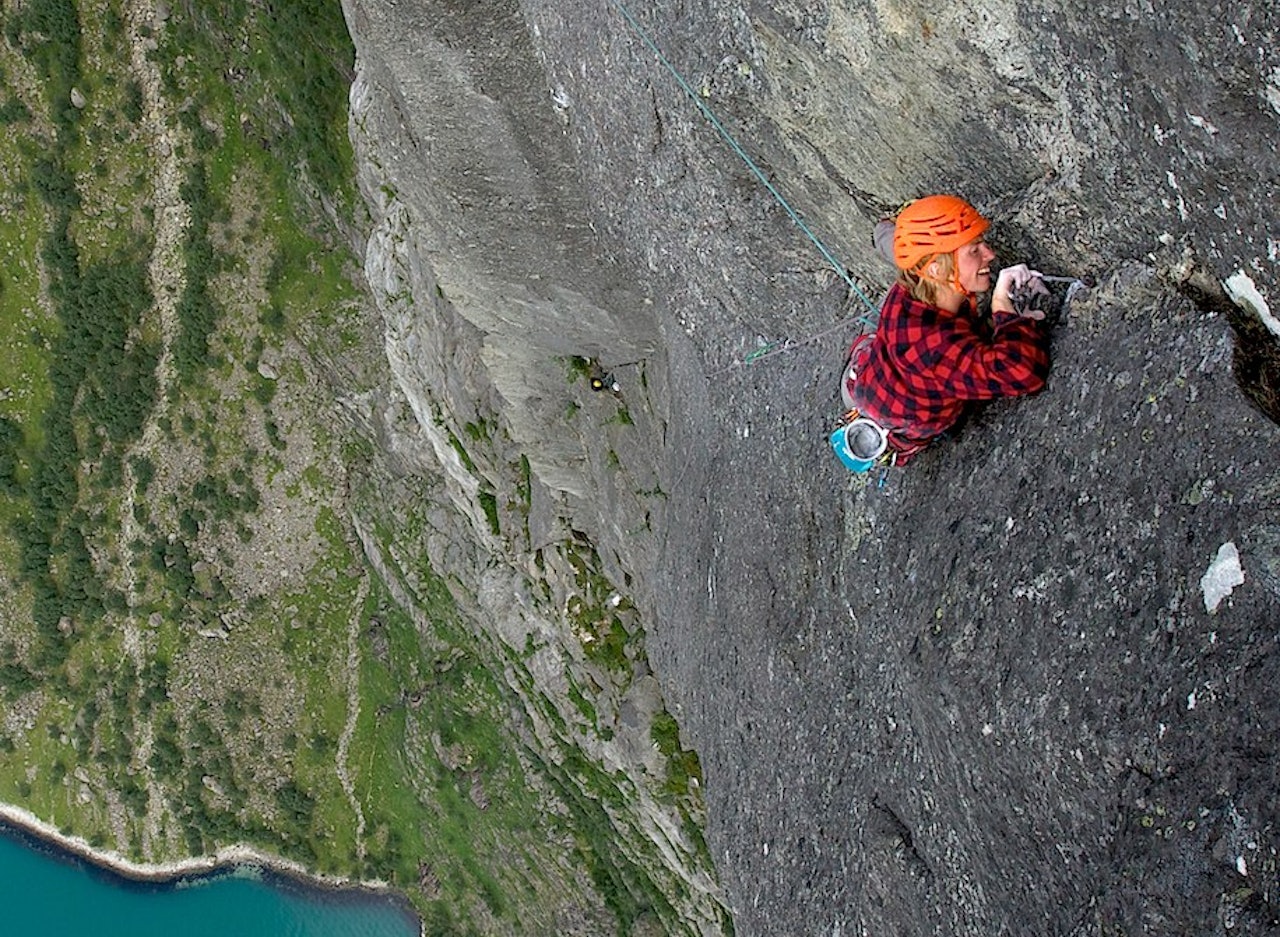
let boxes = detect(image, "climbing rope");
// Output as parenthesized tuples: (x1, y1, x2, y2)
(709, 309, 870, 377)
(611, 0, 881, 329)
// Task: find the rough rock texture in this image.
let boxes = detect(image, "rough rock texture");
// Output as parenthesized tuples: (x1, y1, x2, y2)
(341, 0, 1279, 934)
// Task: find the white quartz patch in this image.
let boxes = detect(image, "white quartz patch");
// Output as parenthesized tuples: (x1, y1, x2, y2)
(1225, 270, 1280, 339)
(1267, 67, 1280, 117)
(1201, 541, 1245, 613)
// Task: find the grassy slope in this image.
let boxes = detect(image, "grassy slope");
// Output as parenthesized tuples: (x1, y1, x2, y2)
(0, 1, 656, 933)
(0, 2, 724, 934)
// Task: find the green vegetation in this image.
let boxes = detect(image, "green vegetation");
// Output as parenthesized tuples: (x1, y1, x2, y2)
(0, 0, 370, 875)
(605, 405, 633, 427)
(355, 584, 516, 901)
(10, 153, 154, 667)
(501, 641, 680, 935)
(0, 1, 721, 933)
(565, 537, 637, 676)
(651, 711, 704, 799)
(445, 427, 477, 474)
(357, 533, 637, 930)
(6, 0, 81, 134)
(476, 490, 500, 537)
(156, 0, 355, 204)
(562, 355, 595, 385)
(173, 162, 221, 385)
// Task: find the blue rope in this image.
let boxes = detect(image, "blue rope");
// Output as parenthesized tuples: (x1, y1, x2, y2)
(611, 0, 880, 323)
(710, 309, 869, 376)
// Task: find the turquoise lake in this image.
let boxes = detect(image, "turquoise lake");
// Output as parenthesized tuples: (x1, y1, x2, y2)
(0, 824, 419, 937)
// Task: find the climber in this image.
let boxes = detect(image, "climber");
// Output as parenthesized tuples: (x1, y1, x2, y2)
(586, 358, 621, 394)
(841, 194, 1051, 462)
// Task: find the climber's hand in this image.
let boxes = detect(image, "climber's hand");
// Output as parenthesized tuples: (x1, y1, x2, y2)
(993, 264, 1050, 319)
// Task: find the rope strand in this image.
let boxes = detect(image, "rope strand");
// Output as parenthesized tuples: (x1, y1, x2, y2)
(611, 0, 880, 325)
(707, 306, 874, 377)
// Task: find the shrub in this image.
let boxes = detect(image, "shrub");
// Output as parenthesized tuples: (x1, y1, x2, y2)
(0, 98, 32, 124)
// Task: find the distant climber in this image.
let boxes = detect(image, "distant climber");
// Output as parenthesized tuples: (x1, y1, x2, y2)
(586, 358, 621, 394)
(840, 194, 1051, 463)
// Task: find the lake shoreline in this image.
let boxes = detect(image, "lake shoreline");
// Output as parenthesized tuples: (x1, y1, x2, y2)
(0, 802, 421, 933)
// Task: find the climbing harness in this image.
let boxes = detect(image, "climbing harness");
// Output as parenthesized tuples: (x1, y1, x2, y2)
(830, 405, 929, 476)
(833, 336, 877, 472)
(830, 333, 926, 476)
(839, 332, 873, 411)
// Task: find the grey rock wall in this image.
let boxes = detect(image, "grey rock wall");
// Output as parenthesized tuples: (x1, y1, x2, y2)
(341, 0, 1279, 934)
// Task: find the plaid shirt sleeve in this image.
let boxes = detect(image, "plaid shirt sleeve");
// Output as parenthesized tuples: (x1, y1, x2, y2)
(855, 286, 1050, 441)
(903, 305, 1050, 402)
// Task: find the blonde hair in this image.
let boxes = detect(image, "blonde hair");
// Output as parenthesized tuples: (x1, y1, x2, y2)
(897, 251, 954, 305)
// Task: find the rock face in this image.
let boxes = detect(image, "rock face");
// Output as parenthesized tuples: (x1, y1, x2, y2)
(341, 0, 1279, 934)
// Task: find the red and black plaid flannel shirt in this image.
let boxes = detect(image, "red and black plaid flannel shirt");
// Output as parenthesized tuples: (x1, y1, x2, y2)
(851, 283, 1050, 445)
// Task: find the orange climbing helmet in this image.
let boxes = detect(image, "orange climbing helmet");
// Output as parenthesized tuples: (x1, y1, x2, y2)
(892, 195, 990, 272)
